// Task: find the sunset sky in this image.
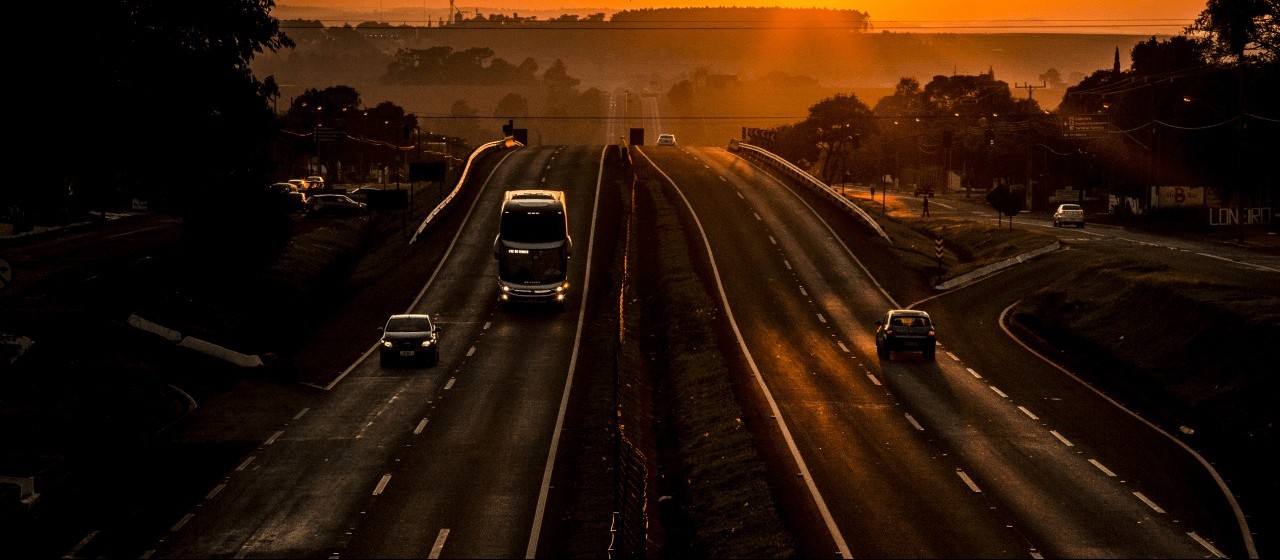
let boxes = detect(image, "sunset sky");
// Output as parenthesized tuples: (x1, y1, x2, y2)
(279, 0, 1208, 32)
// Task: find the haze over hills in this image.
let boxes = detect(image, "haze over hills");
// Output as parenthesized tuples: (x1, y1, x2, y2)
(257, 6, 1157, 144)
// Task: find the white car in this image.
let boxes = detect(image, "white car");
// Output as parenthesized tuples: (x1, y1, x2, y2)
(1053, 203, 1085, 228)
(656, 133, 677, 146)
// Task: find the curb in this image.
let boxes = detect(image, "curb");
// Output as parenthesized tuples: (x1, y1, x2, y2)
(934, 241, 1061, 290)
(127, 313, 266, 369)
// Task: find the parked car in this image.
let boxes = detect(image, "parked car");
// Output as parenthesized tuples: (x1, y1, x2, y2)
(288, 178, 310, 192)
(656, 133, 677, 146)
(875, 309, 937, 361)
(305, 193, 367, 216)
(267, 182, 306, 212)
(347, 186, 381, 203)
(378, 314, 441, 366)
(1053, 203, 1085, 228)
(305, 175, 326, 190)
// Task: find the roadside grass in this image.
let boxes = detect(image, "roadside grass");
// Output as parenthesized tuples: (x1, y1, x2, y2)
(1011, 256, 1280, 440)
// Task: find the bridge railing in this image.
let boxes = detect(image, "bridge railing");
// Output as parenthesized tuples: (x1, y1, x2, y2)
(728, 141, 891, 244)
(410, 139, 522, 244)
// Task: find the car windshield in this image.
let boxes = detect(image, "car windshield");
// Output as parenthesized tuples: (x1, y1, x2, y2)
(386, 316, 432, 332)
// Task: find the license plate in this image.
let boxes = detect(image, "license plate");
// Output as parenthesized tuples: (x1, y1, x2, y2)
(399, 350, 415, 357)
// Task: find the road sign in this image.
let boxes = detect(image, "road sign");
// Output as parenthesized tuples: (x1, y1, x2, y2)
(934, 237, 945, 258)
(1061, 115, 1110, 139)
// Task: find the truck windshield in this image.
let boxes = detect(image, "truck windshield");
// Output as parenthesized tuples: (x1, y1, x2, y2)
(500, 247, 567, 283)
(500, 210, 565, 242)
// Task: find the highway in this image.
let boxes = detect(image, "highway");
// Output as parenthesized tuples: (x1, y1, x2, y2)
(638, 144, 1245, 558)
(150, 145, 609, 558)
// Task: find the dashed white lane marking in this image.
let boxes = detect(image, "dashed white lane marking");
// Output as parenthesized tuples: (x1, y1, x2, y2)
(264, 431, 284, 446)
(736, 191, 745, 199)
(205, 483, 227, 500)
(754, 212, 762, 221)
(1030, 550, 1044, 559)
(719, 175, 727, 182)
(373, 474, 392, 496)
(1017, 406, 1039, 420)
(769, 235, 777, 245)
(1088, 459, 1116, 477)
(428, 528, 451, 559)
(466, 346, 476, 357)
(65, 530, 98, 558)
(904, 413, 924, 431)
(817, 313, 827, 324)
(1134, 491, 1166, 514)
(989, 385, 1009, 398)
(235, 457, 255, 472)
(293, 408, 310, 420)
(140, 549, 156, 559)
(414, 418, 429, 435)
(837, 342, 849, 353)
(171, 513, 194, 532)
(946, 351, 960, 361)
(444, 378, 456, 390)
(784, 260, 792, 270)
(799, 286, 808, 296)
(867, 374, 882, 386)
(966, 367, 982, 379)
(1188, 531, 1226, 558)
(956, 470, 982, 493)
(483, 321, 491, 330)
(1050, 430, 1074, 447)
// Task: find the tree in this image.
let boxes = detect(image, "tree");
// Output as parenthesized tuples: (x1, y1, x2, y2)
(1190, 0, 1279, 62)
(803, 93, 876, 185)
(34, 0, 294, 262)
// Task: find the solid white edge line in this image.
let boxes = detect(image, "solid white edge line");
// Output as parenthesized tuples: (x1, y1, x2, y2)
(641, 147, 852, 559)
(998, 300, 1257, 558)
(525, 146, 606, 559)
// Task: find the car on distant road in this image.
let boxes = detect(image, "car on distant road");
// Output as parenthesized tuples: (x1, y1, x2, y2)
(267, 182, 306, 212)
(305, 175, 326, 190)
(378, 313, 441, 366)
(656, 133, 677, 146)
(875, 309, 937, 361)
(305, 193, 367, 217)
(288, 178, 310, 191)
(1053, 203, 1085, 228)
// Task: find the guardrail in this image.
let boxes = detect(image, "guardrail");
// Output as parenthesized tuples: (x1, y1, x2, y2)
(729, 141, 891, 244)
(410, 139, 522, 245)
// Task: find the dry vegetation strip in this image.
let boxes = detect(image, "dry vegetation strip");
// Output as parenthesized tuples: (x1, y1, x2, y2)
(635, 176, 797, 558)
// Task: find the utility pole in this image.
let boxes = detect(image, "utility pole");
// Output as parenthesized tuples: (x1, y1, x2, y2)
(1015, 82, 1046, 209)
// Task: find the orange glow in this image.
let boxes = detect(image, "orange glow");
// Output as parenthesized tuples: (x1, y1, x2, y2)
(286, 0, 1207, 31)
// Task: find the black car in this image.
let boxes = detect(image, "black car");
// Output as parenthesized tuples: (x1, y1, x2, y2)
(378, 314, 441, 366)
(875, 309, 936, 361)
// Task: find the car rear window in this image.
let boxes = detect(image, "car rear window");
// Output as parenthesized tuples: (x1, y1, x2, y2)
(387, 317, 432, 332)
